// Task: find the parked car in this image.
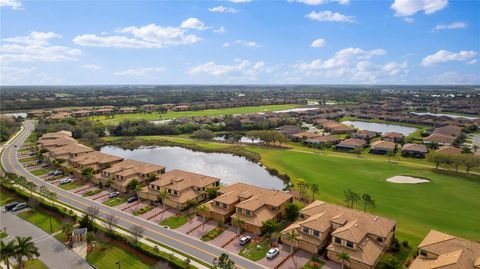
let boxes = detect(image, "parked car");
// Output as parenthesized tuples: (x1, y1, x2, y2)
(4, 201, 20, 211)
(59, 178, 72, 184)
(108, 191, 120, 198)
(127, 195, 138, 203)
(49, 170, 63, 176)
(11, 203, 28, 212)
(240, 235, 252, 246)
(266, 248, 280, 259)
(29, 152, 35, 156)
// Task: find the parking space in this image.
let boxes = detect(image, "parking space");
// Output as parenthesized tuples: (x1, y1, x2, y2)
(149, 208, 177, 223)
(189, 219, 217, 239)
(223, 232, 255, 253)
(210, 226, 238, 247)
(139, 206, 165, 220)
(90, 190, 110, 202)
(70, 184, 95, 194)
(278, 249, 312, 269)
(176, 215, 202, 233)
(123, 200, 150, 214)
(258, 244, 290, 268)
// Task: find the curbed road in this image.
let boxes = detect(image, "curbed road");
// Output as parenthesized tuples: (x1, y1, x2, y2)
(1, 120, 266, 269)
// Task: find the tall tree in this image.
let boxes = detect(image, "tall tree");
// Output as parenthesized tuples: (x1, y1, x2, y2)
(310, 183, 319, 200)
(344, 189, 360, 209)
(0, 240, 16, 269)
(25, 182, 36, 197)
(131, 225, 145, 243)
(285, 203, 300, 222)
(197, 204, 208, 231)
(232, 215, 244, 235)
(86, 206, 100, 223)
(62, 222, 74, 242)
(213, 253, 235, 269)
(14, 236, 40, 269)
(361, 194, 375, 212)
(337, 252, 350, 269)
(105, 214, 118, 233)
(81, 167, 95, 182)
(285, 229, 298, 254)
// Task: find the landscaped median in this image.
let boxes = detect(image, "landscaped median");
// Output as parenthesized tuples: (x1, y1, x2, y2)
(82, 188, 101, 197)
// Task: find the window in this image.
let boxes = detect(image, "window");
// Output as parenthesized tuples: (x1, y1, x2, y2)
(334, 237, 341, 244)
(150, 184, 154, 189)
(420, 250, 427, 257)
(313, 230, 320, 237)
(299, 214, 305, 219)
(346, 241, 354, 248)
(377, 237, 384, 242)
(215, 201, 220, 207)
(223, 203, 227, 209)
(272, 206, 277, 211)
(237, 208, 242, 214)
(246, 210, 251, 216)
(303, 227, 309, 233)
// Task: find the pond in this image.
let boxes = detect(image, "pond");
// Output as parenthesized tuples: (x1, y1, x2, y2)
(213, 135, 263, 144)
(341, 121, 417, 136)
(100, 146, 286, 190)
(411, 112, 478, 120)
(4, 112, 27, 118)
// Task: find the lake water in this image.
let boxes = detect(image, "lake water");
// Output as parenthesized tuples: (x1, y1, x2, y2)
(100, 146, 285, 190)
(213, 135, 263, 144)
(4, 112, 27, 118)
(341, 121, 417, 136)
(411, 112, 478, 120)
(274, 107, 319, 113)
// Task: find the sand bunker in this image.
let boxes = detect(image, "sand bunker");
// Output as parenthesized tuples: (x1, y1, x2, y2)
(386, 176, 430, 184)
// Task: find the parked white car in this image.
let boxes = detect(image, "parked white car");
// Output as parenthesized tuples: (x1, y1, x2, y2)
(108, 191, 120, 198)
(266, 248, 280, 259)
(59, 178, 72, 184)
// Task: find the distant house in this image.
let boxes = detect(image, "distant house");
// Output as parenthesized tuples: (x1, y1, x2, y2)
(46, 143, 94, 163)
(383, 132, 404, 143)
(141, 104, 157, 112)
(68, 151, 123, 176)
(276, 125, 303, 136)
(409, 230, 480, 269)
(436, 145, 462, 155)
(291, 131, 322, 141)
(118, 107, 137, 114)
(95, 108, 114, 115)
(139, 170, 220, 210)
(71, 109, 93, 117)
(316, 119, 355, 134)
(335, 138, 367, 152)
(281, 200, 396, 269)
(424, 133, 456, 146)
(171, 105, 190, 112)
(401, 143, 428, 158)
(370, 140, 396, 155)
(432, 125, 462, 137)
(304, 135, 340, 147)
(352, 130, 378, 140)
(202, 183, 292, 234)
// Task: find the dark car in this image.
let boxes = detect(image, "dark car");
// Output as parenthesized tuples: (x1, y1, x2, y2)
(11, 203, 28, 212)
(49, 170, 63, 176)
(4, 201, 20, 211)
(127, 195, 138, 203)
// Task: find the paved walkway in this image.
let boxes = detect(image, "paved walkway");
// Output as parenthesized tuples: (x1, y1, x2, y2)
(0, 210, 92, 269)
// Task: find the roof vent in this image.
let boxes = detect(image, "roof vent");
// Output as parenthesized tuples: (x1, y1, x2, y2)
(374, 216, 379, 221)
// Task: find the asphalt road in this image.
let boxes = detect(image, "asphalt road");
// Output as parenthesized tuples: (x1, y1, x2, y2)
(1, 120, 266, 269)
(0, 210, 92, 269)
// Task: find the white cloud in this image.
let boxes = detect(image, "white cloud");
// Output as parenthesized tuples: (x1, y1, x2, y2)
(310, 38, 326, 48)
(223, 40, 263, 48)
(294, 48, 403, 83)
(433, 21, 467, 31)
(1, 31, 81, 63)
(403, 17, 414, 23)
(421, 50, 477, 66)
(0, 0, 22, 10)
(209, 6, 238, 13)
(180, 17, 208, 30)
(114, 67, 165, 76)
(188, 59, 268, 81)
(227, 0, 251, 3)
(306, 11, 355, 23)
(73, 23, 202, 48)
(468, 59, 477, 65)
(83, 64, 101, 70)
(391, 0, 448, 17)
(213, 26, 226, 33)
(288, 0, 349, 5)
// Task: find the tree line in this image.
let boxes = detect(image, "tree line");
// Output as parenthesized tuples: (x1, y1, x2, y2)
(427, 152, 480, 173)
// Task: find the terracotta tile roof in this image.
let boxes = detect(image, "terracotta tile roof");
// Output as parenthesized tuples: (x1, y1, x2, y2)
(305, 135, 339, 144)
(103, 159, 165, 177)
(49, 143, 94, 157)
(327, 235, 384, 266)
(371, 140, 396, 150)
(410, 230, 480, 269)
(337, 138, 367, 148)
(217, 183, 292, 209)
(70, 151, 123, 166)
(383, 132, 404, 139)
(433, 125, 462, 137)
(38, 137, 77, 148)
(39, 130, 72, 139)
(150, 169, 219, 191)
(292, 132, 322, 139)
(436, 146, 462, 155)
(424, 133, 456, 144)
(402, 143, 428, 153)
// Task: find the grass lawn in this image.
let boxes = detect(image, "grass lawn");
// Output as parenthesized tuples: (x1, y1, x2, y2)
(31, 168, 53, 176)
(88, 104, 300, 125)
(82, 189, 101, 197)
(133, 205, 154, 216)
(239, 239, 270, 261)
(103, 196, 128, 207)
(0, 191, 15, 205)
(17, 209, 63, 234)
(160, 215, 190, 229)
(19, 156, 37, 163)
(302, 259, 325, 269)
(14, 259, 49, 269)
(86, 242, 151, 269)
(249, 146, 480, 246)
(0, 231, 7, 239)
(59, 180, 84, 190)
(18, 147, 31, 153)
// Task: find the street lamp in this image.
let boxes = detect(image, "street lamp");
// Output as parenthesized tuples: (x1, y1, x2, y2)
(115, 261, 120, 269)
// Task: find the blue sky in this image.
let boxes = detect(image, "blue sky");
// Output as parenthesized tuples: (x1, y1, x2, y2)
(1, 0, 479, 85)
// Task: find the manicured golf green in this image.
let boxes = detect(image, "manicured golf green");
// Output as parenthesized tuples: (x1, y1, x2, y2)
(17, 209, 63, 234)
(87, 104, 300, 125)
(86, 242, 151, 269)
(249, 146, 480, 245)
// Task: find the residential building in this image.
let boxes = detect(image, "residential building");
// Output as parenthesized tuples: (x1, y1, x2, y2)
(409, 230, 480, 269)
(118, 107, 137, 114)
(276, 125, 303, 136)
(353, 130, 379, 140)
(370, 140, 396, 155)
(402, 143, 428, 158)
(335, 138, 367, 152)
(71, 109, 93, 117)
(139, 169, 220, 210)
(383, 132, 404, 143)
(68, 151, 123, 176)
(202, 183, 293, 233)
(37, 137, 78, 150)
(172, 105, 190, 111)
(424, 133, 456, 146)
(46, 143, 94, 162)
(433, 125, 462, 137)
(281, 200, 396, 269)
(304, 135, 340, 146)
(291, 131, 322, 141)
(436, 146, 462, 155)
(98, 159, 166, 192)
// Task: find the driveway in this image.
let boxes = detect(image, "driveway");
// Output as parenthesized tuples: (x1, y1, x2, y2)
(258, 244, 290, 268)
(278, 249, 311, 269)
(0, 211, 91, 269)
(210, 226, 238, 247)
(223, 232, 255, 254)
(123, 200, 150, 214)
(149, 208, 177, 223)
(189, 219, 217, 239)
(139, 206, 165, 220)
(177, 215, 203, 233)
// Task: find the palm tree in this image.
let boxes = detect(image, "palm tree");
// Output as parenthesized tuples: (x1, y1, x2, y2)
(158, 190, 167, 209)
(361, 194, 375, 212)
(285, 229, 298, 254)
(14, 236, 40, 269)
(62, 222, 74, 242)
(81, 167, 94, 182)
(0, 240, 16, 269)
(232, 214, 244, 235)
(310, 184, 319, 201)
(196, 204, 208, 231)
(337, 251, 350, 269)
